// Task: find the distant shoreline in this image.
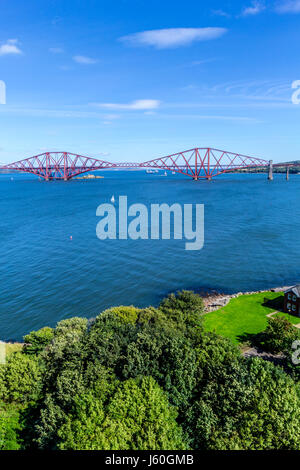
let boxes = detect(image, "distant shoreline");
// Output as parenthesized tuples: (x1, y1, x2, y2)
(1, 285, 291, 344)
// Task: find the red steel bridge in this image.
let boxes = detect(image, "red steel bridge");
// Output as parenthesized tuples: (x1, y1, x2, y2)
(0, 147, 287, 181)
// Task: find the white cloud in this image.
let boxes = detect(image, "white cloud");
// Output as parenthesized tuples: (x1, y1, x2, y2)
(49, 47, 64, 54)
(73, 55, 98, 64)
(212, 9, 231, 18)
(275, 1, 300, 13)
(241, 2, 265, 16)
(92, 99, 161, 110)
(120, 27, 227, 49)
(0, 39, 22, 56)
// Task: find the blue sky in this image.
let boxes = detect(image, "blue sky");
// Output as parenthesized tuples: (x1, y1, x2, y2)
(1, 0, 300, 163)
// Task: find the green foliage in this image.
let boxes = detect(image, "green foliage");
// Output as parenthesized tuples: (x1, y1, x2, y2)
(58, 377, 188, 450)
(0, 401, 23, 450)
(121, 323, 198, 410)
(186, 358, 300, 450)
(259, 316, 300, 354)
(2, 291, 300, 451)
(4, 352, 42, 403)
(159, 290, 204, 328)
(204, 291, 287, 344)
(23, 327, 54, 355)
(101, 306, 140, 324)
(54, 317, 88, 339)
(0, 366, 7, 401)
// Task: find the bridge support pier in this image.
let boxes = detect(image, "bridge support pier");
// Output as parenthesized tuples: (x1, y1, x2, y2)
(286, 166, 289, 181)
(268, 160, 273, 180)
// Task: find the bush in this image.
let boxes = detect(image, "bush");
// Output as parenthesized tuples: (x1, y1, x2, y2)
(23, 327, 54, 355)
(159, 290, 204, 328)
(4, 352, 42, 403)
(260, 316, 299, 354)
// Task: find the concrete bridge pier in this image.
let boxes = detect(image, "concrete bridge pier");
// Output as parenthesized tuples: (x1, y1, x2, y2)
(268, 160, 273, 180)
(286, 166, 289, 181)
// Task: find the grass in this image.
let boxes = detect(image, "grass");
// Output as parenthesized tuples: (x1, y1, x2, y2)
(5, 342, 23, 357)
(273, 311, 300, 325)
(204, 291, 299, 344)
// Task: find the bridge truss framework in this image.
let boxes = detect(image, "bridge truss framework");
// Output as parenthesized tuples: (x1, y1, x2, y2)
(0, 148, 274, 181)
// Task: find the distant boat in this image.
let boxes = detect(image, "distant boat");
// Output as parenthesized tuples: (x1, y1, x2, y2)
(111, 195, 115, 203)
(172, 172, 175, 175)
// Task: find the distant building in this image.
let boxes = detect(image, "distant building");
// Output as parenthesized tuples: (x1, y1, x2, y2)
(284, 286, 300, 317)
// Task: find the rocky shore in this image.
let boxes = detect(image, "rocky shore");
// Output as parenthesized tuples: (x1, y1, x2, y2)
(202, 286, 290, 313)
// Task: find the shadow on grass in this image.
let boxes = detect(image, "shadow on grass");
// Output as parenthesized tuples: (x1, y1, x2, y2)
(237, 331, 264, 347)
(237, 295, 284, 347)
(262, 295, 284, 311)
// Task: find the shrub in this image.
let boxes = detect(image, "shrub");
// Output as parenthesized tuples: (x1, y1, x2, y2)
(159, 290, 204, 328)
(260, 316, 299, 354)
(4, 352, 42, 403)
(23, 327, 54, 355)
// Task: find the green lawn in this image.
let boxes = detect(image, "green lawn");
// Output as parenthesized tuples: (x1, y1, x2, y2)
(273, 311, 300, 325)
(204, 291, 299, 344)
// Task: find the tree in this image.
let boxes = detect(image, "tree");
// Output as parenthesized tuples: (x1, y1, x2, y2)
(121, 323, 198, 410)
(187, 357, 300, 450)
(58, 377, 188, 450)
(0, 402, 23, 450)
(41, 317, 88, 396)
(101, 306, 140, 324)
(4, 353, 42, 404)
(159, 290, 204, 329)
(260, 316, 299, 354)
(0, 366, 7, 401)
(23, 327, 54, 355)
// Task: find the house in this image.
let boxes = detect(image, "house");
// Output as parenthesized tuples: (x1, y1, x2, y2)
(284, 285, 300, 317)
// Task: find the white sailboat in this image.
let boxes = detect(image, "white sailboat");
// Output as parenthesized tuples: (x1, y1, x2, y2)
(111, 195, 115, 203)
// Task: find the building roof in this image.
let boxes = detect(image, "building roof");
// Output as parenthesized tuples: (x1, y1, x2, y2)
(285, 285, 300, 297)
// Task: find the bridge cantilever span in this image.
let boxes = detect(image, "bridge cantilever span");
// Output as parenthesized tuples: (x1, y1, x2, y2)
(0, 148, 270, 181)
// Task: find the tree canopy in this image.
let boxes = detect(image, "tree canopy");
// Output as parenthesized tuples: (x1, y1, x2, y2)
(0, 291, 299, 450)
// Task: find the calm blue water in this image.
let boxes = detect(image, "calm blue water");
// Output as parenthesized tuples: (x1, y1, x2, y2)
(1, 170, 300, 341)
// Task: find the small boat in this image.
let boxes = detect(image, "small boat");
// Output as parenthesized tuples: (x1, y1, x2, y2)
(111, 195, 115, 203)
